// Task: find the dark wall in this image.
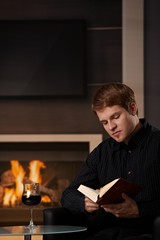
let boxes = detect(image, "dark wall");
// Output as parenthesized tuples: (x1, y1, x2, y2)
(0, 0, 122, 136)
(144, 0, 160, 128)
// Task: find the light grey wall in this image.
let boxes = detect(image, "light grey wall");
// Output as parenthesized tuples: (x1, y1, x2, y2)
(123, 0, 144, 118)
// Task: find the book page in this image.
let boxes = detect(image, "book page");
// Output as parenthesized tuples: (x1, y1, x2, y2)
(78, 185, 99, 202)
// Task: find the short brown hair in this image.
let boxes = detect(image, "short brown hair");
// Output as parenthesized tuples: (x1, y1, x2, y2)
(92, 82, 136, 113)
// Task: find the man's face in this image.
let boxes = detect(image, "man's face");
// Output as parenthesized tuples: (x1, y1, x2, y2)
(96, 104, 138, 144)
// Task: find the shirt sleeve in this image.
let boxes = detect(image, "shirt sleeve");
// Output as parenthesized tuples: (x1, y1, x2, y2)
(61, 148, 100, 213)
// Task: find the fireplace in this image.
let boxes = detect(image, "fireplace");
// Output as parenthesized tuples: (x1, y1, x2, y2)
(0, 134, 102, 226)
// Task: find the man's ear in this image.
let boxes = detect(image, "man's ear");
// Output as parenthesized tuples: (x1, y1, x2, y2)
(129, 102, 138, 115)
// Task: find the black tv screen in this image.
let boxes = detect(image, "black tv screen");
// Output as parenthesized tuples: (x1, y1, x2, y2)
(0, 20, 86, 98)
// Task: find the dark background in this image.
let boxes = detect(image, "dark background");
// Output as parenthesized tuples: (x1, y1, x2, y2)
(0, 20, 86, 97)
(0, 0, 122, 136)
(0, 0, 159, 136)
(144, 0, 160, 128)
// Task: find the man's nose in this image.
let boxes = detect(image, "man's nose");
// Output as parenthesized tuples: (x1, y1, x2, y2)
(108, 121, 116, 130)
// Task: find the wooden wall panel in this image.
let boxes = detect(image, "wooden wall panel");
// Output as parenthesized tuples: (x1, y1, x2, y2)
(0, 0, 121, 27)
(87, 29, 122, 84)
(0, 0, 122, 135)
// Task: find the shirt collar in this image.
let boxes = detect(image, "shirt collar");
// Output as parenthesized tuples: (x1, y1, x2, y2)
(113, 118, 148, 151)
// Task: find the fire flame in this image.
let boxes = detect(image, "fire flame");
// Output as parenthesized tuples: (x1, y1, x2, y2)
(28, 160, 46, 184)
(2, 159, 50, 207)
(3, 188, 16, 207)
(11, 160, 26, 200)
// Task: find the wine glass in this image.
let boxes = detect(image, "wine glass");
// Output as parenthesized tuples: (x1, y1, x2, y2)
(22, 182, 41, 229)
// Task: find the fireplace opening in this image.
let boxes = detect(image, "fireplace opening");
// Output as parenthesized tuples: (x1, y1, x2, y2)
(0, 134, 102, 225)
(0, 159, 85, 208)
(0, 142, 89, 208)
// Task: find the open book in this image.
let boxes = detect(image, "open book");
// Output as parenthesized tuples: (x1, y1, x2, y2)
(77, 178, 142, 205)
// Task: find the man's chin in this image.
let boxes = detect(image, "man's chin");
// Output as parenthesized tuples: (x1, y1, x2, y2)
(113, 136, 123, 142)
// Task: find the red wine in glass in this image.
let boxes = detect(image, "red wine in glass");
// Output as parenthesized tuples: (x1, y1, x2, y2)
(22, 195, 41, 206)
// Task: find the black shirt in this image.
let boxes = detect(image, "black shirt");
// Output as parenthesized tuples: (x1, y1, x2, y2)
(61, 119, 160, 220)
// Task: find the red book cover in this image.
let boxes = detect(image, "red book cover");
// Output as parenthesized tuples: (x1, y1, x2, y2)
(97, 178, 142, 205)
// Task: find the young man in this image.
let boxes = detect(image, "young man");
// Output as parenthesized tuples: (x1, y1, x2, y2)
(61, 83, 160, 239)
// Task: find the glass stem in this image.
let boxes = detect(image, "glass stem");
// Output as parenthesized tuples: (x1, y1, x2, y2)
(29, 206, 34, 227)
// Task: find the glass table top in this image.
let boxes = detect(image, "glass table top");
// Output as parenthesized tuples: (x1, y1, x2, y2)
(0, 225, 87, 236)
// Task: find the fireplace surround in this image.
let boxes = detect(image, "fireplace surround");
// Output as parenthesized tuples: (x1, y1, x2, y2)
(0, 134, 102, 226)
(0, 134, 102, 152)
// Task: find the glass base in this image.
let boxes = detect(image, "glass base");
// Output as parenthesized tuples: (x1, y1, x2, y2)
(25, 222, 37, 230)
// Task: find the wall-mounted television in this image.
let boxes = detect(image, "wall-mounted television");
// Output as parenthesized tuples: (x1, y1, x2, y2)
(0, 20, 86, 98)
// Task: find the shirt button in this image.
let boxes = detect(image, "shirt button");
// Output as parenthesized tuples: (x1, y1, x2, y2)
(128, 150, 132, 154)
(128, 171, 131, 175)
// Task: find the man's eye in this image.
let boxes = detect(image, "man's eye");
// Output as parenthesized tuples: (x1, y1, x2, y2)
(113, 115, 119, 119)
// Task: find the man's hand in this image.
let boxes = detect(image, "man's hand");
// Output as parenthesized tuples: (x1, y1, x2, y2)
(84, 196, 99, 213)
(101, 193, 139, 218)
